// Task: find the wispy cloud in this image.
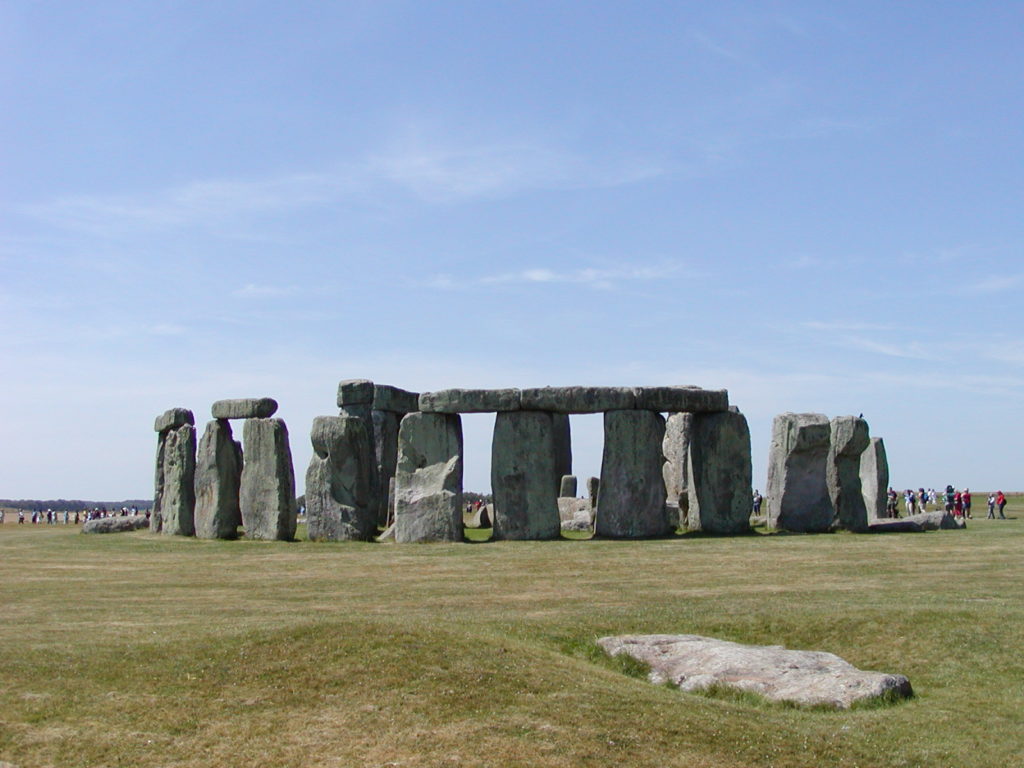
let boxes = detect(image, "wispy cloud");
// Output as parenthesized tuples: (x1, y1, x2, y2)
(802, 321, 896, 332)
(962, 273, 1024, 295)
(429, 260, 690, 292)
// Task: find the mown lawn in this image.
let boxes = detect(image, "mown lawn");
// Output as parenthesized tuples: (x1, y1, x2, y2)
(1, 501, 1022, 767)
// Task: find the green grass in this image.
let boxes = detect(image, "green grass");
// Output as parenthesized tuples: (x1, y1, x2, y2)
(1, 500, 1022, 767)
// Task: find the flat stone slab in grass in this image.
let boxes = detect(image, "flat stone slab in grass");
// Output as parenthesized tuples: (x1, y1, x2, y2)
(597, 634, 912, 709)
(211, 398, 278, 419)
(82, 515, 150, 534)
(868, 510, 965, 533)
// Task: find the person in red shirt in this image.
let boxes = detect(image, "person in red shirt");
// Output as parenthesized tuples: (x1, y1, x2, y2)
(996, 491, 1007, 519)
(962, 488, 972, 519)
(954, 491, 963, 517)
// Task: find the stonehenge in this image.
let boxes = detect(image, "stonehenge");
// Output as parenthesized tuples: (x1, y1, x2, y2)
(151, 381, 903, 543)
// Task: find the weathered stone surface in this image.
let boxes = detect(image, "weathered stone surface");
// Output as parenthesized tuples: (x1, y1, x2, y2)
(558, 497, 589, 522)
(336, 379, 375, 406)
(82, 515, 149, 534)
(765, 413, 833, 532)
(828, 416, 871, 531)
(305, 416, 376, 541)
(520, 386, 635, 413)
(152, 432, 167, 533)
(686, 410, 752, 534)
(634, 386, 729, 413)
(867, 510, 964, 533)
(372, 384, 420, 414)
(552, 413, 572, 494)
(662, 412, 692, 528)
(157, 423, 196, 536)
(394, 412, 464, 542)
(860, 437, 889, 521)
(338, 403, 381, 526)
(211, 398, 278, 420)
(154, 407, 194, 434)
(491, 411, 561, 540)
(561, 512, 593, 532)
(194, 420, 243, 539)
(240, 418, 297, 541)
(418, 388, 521, 413)
(464, 504, 491, 529)
(596, 410, 670, 538)
(597, 634, 913, 709)
(559, 475, 578, 498)
(586, 476, 599, 510)
(373, 410, 402, 526)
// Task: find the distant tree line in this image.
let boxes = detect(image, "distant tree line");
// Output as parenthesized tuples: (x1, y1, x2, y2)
(0, 499, 152, 512)
(464, 491, 493, 505)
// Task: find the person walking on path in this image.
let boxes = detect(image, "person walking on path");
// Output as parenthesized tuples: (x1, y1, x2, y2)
(962, 488, 972, 519)
(987, 493, 997, 518)
(997, 491, 1007, 519)
(944, 485, 956, 514)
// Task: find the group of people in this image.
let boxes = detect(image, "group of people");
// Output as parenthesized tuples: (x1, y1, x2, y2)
(3, 506, 144, 526)
(884, 487, 1008, 519)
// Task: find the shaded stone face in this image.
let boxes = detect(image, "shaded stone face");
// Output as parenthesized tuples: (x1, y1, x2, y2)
(211, 398, 278, 420)
(634, 386, 729, 413)
(686, 410, 752, 534)
(159, 423, 196, 536)
(551, 413, 572, 495)
(418, 388, 521, 413)
(240, 418, 297, 541)
(559, 475, 578, 498)
(596, 410, 670, 538)
(154, 407, 194, 434)
(372, 384, 420, 414)
(827, 416, 871, 532)
(372, 410, 402, 527)
(860, 437, 889, 521)
(662, 412, 693, 526)
(305, 416, 376, 541)
(336, 379, 375, 407)
(152, 432, 167, 533)
(520, 386, 636, 414)
(394, 412, 464, 542)
(491, 410, 561, 540)
(194, 419, 243, 539)
(586, 476, 600, 510)
(765, 413, 833, 532)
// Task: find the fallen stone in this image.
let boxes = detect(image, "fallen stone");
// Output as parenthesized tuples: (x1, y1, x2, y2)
(561, 514, 593, 532)
(194, 420, 243, 539)
(240, 417, 297, 541)
(372, 384, 420, 414)
(305, 416, 376, 541)
(765, 413, 833, 532)
(336, 379, 375, 406)
(491, 410, 561, 540)
(686, 410, 752, 534)
(394, 412, 464, 542)
(828, 416, 871, 531)
(597, 634, 913, 709)
(867, 510, 964, 532)
(559, 474, 578, 498)
(596, 410, 670, 537)
(418, 388, 521, 413)
(558, 496, 589, 522)
(154, 407, 194, 433)
(860, 437, 889, 521)
(157, 423, 196, 536)
(464, 504, 492, 529)
(211, 398, 278, 420)
(520, 386, 635, 413)
(82, 515, 149, 534)
(634, 386, 729, 413)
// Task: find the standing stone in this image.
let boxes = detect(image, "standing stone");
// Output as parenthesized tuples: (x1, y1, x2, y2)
(587, 476, 600, 511)
(687, 410, 752, 534)
(394, 412, 464, 543)
(662, 412, 693, 529)
(491, 411, 561, 540)
(552, 413, 572, 494)
(240, 418, 297, 541)
(194, 420, 243, 539)
(596, 410, 670, 538)
(153, 408, 195, 533)
(372, 410, 402, 527)
(860, 437, 889, 521)
(559, 475, 578, 498)
(159, 423, 197, 536)
(306, 416, 376, 541)
(338, 402, 381, 529)
(827, 416, 871, 532)
(765, 413, 833, 532)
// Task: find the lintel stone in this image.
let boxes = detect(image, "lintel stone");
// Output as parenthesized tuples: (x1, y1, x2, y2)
(418, 388, 521, 413)
(373, 384, 420, 413)
(520, 386, 636, 413)
(634, 386, 729, 413)
(336, 379, 375, 407)
(211, 398, 278, 420)
(154, 407, 194, 433)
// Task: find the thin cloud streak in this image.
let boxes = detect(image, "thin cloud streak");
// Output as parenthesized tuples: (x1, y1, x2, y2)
(428, 261, 691, 292)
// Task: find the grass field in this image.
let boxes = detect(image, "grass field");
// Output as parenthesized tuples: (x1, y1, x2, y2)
(1, 501, 1022, 767)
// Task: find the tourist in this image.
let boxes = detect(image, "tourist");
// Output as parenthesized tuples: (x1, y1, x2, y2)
(0, 510, 4, 525)
(944, 485, 955, 514)
(962, 488, 972, 519)
(752, 490, 763, 515)
(996, 491, 1007, 519)
(987, 493, 996, 519)
(18, 510, 25, 524)
(918, 488, 928, 510)
(954, 490, 963, 518)
(904, 489, 916, 516)
(886, 488, 899, 518)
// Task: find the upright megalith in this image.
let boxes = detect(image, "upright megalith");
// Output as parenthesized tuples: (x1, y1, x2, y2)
(827, 416, 871, 531)
(336, 379, 381, 528)
(662, 412, 693, 529)
(596, 410, 670, 538)
(370, 384, 420, 527)
(394, 412, 464, 542)
(305, 416, 376, 541)
(587, 476, 600, 511)
(860, 437, 889, 521)
(153, 408, 196, 536)
(559, 475, 578, 498)
(765, 413, 833, 532)
(552, 413, 572, 494)
(491, 411, 561, 540)
(686, 410, 752, 534)
(240, 418, 297, 540)
(194, 419, 243, 539)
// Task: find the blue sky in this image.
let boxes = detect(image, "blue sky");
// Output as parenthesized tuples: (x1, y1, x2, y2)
(2, 1, 1022, 499)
